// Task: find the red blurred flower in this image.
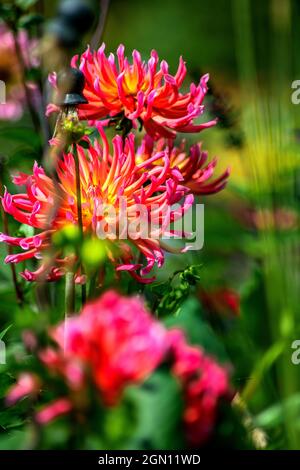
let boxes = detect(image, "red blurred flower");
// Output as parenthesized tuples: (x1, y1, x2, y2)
(199, 287, 240, 317)
(47, 44, 216, 139)
(169, 329, 232, 446)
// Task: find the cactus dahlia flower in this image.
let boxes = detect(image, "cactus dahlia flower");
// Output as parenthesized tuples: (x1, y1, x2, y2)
(137, 135, 230, 195)
(47, 44, 216, 139)
(0, 127, 193, 283)
(7, 290, 232, 445)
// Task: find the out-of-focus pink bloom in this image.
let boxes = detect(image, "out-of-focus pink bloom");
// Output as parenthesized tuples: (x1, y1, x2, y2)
(137, 135, 230, 195)
(22, 329, 38, 351)
(253, 208, 298, 231)
(36, 398, 72, 424)
(0, 129, 193, 283)
(47, 44, 216, 139)
(39, 347, 85, 391)
(6, 373, 40, 405)
(43, 291, 232, 444)
(168, 329, 232, 446)
(0, 23, 39, 121)
(235, 206, 298, 233)
(8, 291, 232, 445)
(51, 290, 168, 405)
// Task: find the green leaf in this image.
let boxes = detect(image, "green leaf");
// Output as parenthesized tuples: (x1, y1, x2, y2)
(24, 67, 42, 83)
(18, 13, 44, 29)
(0, 127, 41, 149)
(17, 224, 35, 239)
(165, 297, 229, 362)
(149, 265, 202, 317)
(126, 370, 184, 450)
(0, 5, 15, 22)
(0, 429, 30, 450)
(0, 324, 12, 341)
(180, 264, 202, 284)
(78, 140, 90, 150)
(254, 394, 300, 430)
(15, 0, 38, 11)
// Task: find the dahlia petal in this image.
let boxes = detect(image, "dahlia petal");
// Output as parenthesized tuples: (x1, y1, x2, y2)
(116, 264, 143, 272)
(6, 373, 39, 405)
(5, 248, 37, 263)
(36, 398, 72, 424)
(46, 103, 60, 117)
(48, 72, 57, 89)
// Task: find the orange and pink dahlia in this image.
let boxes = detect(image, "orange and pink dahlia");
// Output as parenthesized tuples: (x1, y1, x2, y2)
(0, 127, 193, 282)
(48, 44, 216, 139)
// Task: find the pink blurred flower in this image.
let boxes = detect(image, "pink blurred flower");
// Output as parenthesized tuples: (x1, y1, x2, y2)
(6, 373, 40, 405)
(8, 291, 232, 445)
(47, 44, 216, 139)
(0, 23, 39, 121)
(36, 398, 72, 424)
(43, 292, 232, 445)
(50, 290, 168, 405)
(168, 329, 232, 446)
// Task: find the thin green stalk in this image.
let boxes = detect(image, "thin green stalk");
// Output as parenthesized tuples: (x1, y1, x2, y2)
(88, 272, 97, 300)
(64, 271, 75, 352)
(65, 271, 75, 315)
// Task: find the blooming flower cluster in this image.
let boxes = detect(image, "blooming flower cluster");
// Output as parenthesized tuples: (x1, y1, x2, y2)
(7, 290, 232, 446)
(1, 126, 218, 282)
(2, 45, 232, 445)
(1, 125, 228, 283)
(0, 43, 229, 283)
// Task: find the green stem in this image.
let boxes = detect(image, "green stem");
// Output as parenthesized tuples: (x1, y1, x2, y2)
(65, 271, 75, 315)
(88, 272, 97, 300)
(73, 143, 83, 237)
(64, 271, 75, 352)
(73, 143, 86, 305)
